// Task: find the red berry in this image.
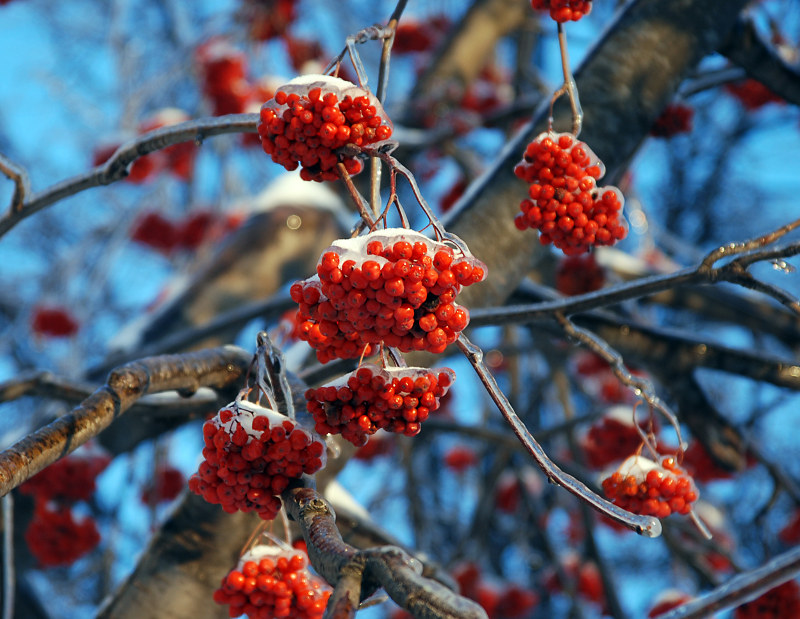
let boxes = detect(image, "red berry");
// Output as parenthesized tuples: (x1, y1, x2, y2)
(30, 306, 80, 338)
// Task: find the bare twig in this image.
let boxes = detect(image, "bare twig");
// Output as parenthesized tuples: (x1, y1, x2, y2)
(0, 153, 30, 212)
(0, 346, 250, 497)
(0, 114, 257, 239)
(456, 333, 662, 538)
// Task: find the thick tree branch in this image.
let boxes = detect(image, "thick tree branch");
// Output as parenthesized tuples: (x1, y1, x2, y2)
(0, 347, 251, 497)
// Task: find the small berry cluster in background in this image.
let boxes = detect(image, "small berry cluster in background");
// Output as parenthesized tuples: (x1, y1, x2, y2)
(601, 455, 699, 518)
(189, 399, 326, 520)
(93, 108, 197, 183)
(554, 253, 605, 296)
(581, 407, 651, 469)
(733, 580, 800, 618)
(443, 445, 479, 473)
(450, 562, 539, 619)
(543, 554, 605, 610)
(647, 590, 691, 618)
(290, 229, 485, 362)
(305, 364, 454, 446)
(20, 448, 110, 567)
(213, 544, 331, 619)
(530, 0, 592, 23)
(31, 305, 80, 338)
(241, 0, 298, 42)
(391, 16, 451, 55)
(725, 78, 784, 111)
(650, 103, 694, 138)
(514, 132, 627, 255)
(130, 209, 242, 255)
(258, 75, 393, 181)
(140, 465, 186, 504)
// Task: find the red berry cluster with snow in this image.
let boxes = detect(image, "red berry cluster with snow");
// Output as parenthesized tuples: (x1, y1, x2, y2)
(189, 399, 326, 520)
(213, 545, 331, 619)
(581, 406, 648, 469)
(25, 504, 101, 568)
(257, 75, 393, 182)
(514, 131, 627, 255)
(290, 229, 486, 363)
(601, 455, 699, 519)
(530, 0, 592, 23)
(305, 364, 454, 446)
(20, 448, 109, 567)
(733, 580, 800, 619)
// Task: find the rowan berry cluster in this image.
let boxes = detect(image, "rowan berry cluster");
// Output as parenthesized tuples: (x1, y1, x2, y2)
(305, 364, 455, 446)
(514, 131, 627, 255)
(554, 254, 605, 296)
(188, 399, 326, 520)
(650, 103, 694, 138)
(451, 562, 539, 619)
(290, 229, 486, 362)
(24, 504, 101, 568)
(258, 75, 393, 182)
(581, 407, 648, 469)
(601, 455, 699, 518)
(733, 580, 800, 618)
(530, 0, 592, 23)
(131, 209, 241, 255)
(20, 451, 110, 503)
(30, 305, 80, 338)
(141, 465, 186, 504)
(213, 545, 331, 619)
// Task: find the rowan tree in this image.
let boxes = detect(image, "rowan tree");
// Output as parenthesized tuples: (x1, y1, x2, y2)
(1, 1, 800, 618)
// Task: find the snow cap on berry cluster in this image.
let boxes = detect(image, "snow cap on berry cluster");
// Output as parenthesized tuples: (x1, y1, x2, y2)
(514, 131, 627, 255)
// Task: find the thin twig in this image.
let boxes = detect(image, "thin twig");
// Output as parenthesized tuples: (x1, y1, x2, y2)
(0, 152, 31, 212)
(456, 333, 661, 538)
(2, 493, 13, 619)
(0, 114, 258, 239)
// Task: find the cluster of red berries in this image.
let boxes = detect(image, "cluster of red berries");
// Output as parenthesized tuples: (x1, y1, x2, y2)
(392, 17, 450, 54)
(189, 399, 326, 520)
(353, 431, 394, 461)
(305, 364, 454, 446)
(20, 449, 109, 567)
(93, 108, 196, 183)
(581, 407, 649, 469)
(443, 445, 479, 473)
(196, 38, 253, 116)
(242, 0, 298, 42)
(555, 254, 605, 296)
(650, 103, 694, 138)
(31, 305, 80, 338)
(213, 545, 331, 619)
(733, 581, 800, 618)
(543, 555, 605, 608)
(25, 504, 101, 568)
(451, 562, 539, 619)
(531, 0, 592, 23)
(514, 131, 627, 255)
(601, 455, 699, 518)
(258, 75, 393, 182)
(290, 229, 486, 362)
(141, 465, 186, 504)
(20, 451, 110, 502)
(131, 209, 242, 255)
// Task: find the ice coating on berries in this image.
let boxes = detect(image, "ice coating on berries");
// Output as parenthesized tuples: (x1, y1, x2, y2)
(601, 455, 700, 519)
(305, 364, 455, 446)
(214, 545, 331, 619)
(258, 74, 393, 182)
(189, 399, 326, 520)
(514, 131, 627, 255)
(291, 229, 486, 362)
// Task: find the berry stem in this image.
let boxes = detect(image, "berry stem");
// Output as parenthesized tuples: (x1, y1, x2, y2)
(256, 331, 295, 420)
(548, 22, 583, 136)
(336, 163, 376, 229)
(456, 333, 662, 538)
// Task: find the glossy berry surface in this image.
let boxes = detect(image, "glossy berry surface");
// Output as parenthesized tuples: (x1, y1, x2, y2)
(530, 0, 592, 23)
(213, 546, 331, 619)
(188, 400, 326, 520)
(305, 364, 454, 446)
(25, 504, 101, 567)
(733, 580, 800, 618)
(601, 455, 699, 518)
(290, 228, 486, 362)
(514, 131, 626, 255)
(20, 451, 110, 503)
(257, 74, 393, 182)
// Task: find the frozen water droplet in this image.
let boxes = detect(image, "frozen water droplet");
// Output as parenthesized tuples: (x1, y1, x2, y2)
(772, 259, 796, 273)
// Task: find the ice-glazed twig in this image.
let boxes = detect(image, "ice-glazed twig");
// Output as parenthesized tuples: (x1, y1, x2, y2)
(700, 216, 800, 270)
(255, 331, 294, 420)
(2, 493, 13, 619)
(337, 162, 376, 229)
(0, 114, 257, 239)
(554, 312, 686, 451)
(656, 545, 800, 619)
(0, 347, 251, 497)
(455, 333, 661, 538)
(0, 152, 30, 213)
(548, 23, 583, 136)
